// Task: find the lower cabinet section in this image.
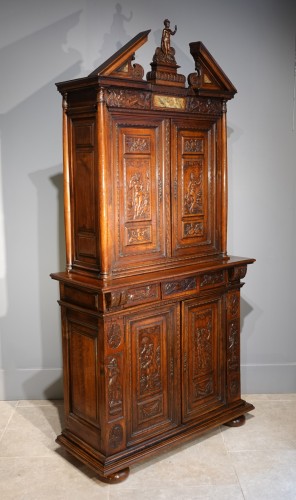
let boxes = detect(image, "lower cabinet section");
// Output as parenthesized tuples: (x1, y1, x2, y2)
(54, 265, 254, 483)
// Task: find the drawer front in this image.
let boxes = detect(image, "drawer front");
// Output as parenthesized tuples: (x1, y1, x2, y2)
(162, 275, 198, 299)
(199, 270, 225, 289)
(105, 283, 160, 311)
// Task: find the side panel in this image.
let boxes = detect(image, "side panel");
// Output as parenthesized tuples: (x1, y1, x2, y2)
(70, 115, 100, 270)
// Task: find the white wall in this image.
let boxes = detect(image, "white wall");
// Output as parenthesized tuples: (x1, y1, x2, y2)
(0, 0, 295, 399)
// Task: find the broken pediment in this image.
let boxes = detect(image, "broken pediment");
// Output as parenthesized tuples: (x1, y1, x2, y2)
(188, 41, 237, 99)
(88, 30, 150, 80)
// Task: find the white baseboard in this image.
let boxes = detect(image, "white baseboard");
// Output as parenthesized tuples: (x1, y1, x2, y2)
(241, 363, 296, 393)
(0, 368, 63, 400)
(0, 364, 295, 400)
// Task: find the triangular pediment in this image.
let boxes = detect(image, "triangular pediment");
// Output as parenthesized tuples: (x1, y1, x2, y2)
(88, 30, 150, 79)
(188, 41, 237, 99)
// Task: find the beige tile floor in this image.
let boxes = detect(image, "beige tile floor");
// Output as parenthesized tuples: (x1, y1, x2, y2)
(0, 395, 296, 499)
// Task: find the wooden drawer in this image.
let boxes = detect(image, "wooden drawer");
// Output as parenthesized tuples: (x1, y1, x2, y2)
(161, 275, 198, 299)
(105, 283, 160, 311)
(199, 270, 225, 289)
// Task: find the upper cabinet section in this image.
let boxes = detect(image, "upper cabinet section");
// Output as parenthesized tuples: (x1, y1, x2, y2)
(56, 21, 236, 279)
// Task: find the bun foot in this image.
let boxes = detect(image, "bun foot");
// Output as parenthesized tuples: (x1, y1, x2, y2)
(98, 467, 130, 484)
(224, 415, 246, 427)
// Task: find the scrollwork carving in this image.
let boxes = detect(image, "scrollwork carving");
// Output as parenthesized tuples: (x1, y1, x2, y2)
(105, 89, 151, 109)
(186, 97, 222, 115)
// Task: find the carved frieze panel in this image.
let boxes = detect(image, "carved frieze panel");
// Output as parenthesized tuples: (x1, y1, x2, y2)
(106, 89, 151, 109)
(186, 97, 223, 115)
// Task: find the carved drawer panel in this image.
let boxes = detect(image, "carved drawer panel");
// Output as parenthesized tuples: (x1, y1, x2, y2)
(199, 270, 225, 289)
(105, 283, 160, 311)
(162, 275, 198, 299)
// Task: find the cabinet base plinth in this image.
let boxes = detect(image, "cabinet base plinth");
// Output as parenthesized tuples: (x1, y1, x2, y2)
(223, 414, 246, 427)
(56, 401, 254, 482)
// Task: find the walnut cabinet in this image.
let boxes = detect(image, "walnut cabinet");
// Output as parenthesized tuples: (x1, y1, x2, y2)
(51, 25, 255, 483)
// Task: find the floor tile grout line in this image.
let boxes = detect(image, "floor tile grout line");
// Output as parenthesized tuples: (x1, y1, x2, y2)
(0, 401, 20, 444)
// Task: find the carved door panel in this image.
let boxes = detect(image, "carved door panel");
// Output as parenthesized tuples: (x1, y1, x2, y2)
(126, 304, 180, 445)
(171, 119, 220, 259)
(112, 115, 169, 272)
(182, 294, 225, 423)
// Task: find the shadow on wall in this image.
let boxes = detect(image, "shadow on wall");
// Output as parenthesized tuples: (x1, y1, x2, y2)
(0, 11, 83, 400)
(0, 4, 142, 401)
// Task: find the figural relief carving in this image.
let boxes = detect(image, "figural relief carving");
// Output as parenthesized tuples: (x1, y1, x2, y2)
(194, 310, 213, 373)
(107, 323, 122, 349)
(127, 170, 151, 220)
(106, 356, 123, 418)
(183, 162, 203, 215)
(139, 327, 162, 395)
(109, 424, 123, 449)
(228, 320, 240, 371)
(228, 292, 240, 318)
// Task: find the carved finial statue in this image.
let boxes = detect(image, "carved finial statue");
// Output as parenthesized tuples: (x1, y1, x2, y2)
(146, 19, 185, 87)
(161, 19, 177, 56)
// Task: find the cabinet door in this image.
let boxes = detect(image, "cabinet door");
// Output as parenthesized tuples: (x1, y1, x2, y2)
(111, 115, 169, 273)
(126, 304, 180, 445)
(171, 118, 221, 259)
(182, 294, 225, 423)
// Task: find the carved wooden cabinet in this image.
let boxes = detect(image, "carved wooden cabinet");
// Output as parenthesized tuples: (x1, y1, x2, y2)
(51, 24, 255, 483)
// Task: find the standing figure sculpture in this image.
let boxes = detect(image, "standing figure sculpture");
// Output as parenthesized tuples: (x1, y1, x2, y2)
(161, 19, 177, 56)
